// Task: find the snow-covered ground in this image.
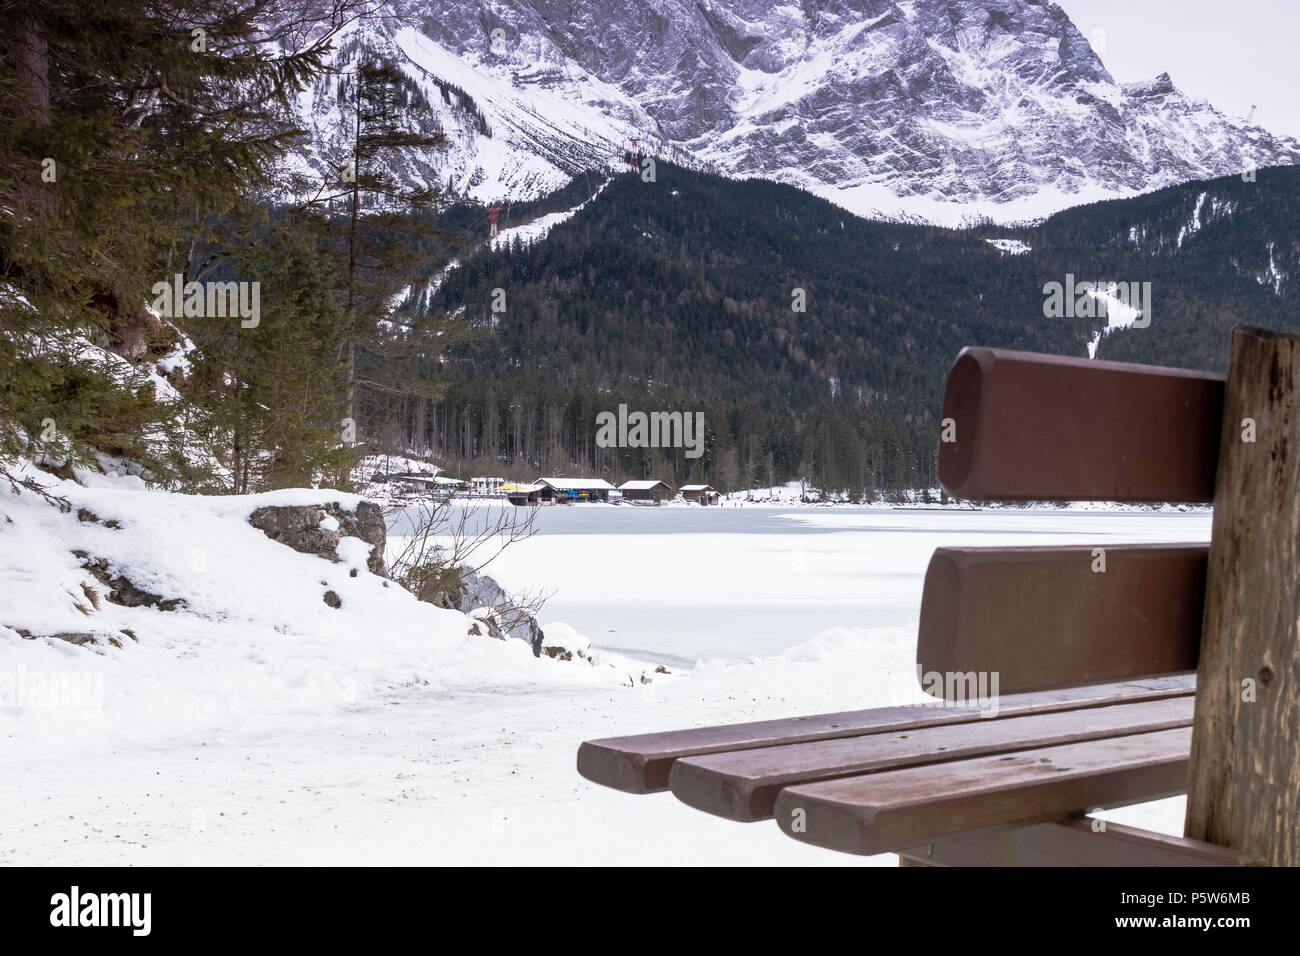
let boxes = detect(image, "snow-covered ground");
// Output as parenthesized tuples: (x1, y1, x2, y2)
(2, 479, 1208, 865)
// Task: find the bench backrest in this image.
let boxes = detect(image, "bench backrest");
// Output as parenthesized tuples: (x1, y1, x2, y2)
(920, 347, 1220, 696)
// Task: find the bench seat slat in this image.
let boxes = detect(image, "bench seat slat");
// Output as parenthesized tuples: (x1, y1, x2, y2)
(897, 816, 1260, 867)
(938, 347, 1223, 502)
(773, 727, 1192, 855)
(919, 544, 1206, 695)
(576, 674, 1194, 794)
(669, 696, 1193, 821)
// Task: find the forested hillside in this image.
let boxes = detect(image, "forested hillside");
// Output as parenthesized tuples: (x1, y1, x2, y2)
(405, 163, 1300, 495)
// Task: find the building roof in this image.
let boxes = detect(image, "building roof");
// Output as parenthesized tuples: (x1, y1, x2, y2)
(619, 480, 672, 491)
(534, 477, 616, 490)
(679, 484, 716, 492)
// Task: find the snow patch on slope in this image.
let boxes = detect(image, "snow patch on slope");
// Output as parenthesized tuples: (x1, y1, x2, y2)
(489, 179, 608, 251)
(1087, 289, 1146, 359)
(985, 238, 1031, 255)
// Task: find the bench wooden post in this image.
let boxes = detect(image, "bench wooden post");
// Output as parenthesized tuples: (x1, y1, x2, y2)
(1186, 326, 1300, 865)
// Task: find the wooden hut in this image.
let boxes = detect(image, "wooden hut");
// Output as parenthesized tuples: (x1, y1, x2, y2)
(618, 479, 673, 504)
(533, 477, 616, 503)
(680, 483, 720, 505)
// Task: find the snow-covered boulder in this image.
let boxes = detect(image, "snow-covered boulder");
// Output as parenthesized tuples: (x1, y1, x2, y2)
(409, 567, 545, 654)
(454, 571, 544, 655)
(539, 622, 591, 662)
(248, 500, 386, 575)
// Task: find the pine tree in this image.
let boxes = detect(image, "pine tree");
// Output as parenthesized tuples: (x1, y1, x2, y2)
(184, 213, 351, 492)
(294, 56, 471, 455)
(0, 0, 356, 472)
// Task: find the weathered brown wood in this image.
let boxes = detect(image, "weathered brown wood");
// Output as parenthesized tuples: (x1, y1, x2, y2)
(938, 347, 1223, 502)
(919, 544, 1206, 695)
(1186, 326, 1300, 866)
(773, 727, 1191, 855)
(897, 816, 1260, 867)
(577, 674, 1195, 793)
(669, 696, 1193, 821)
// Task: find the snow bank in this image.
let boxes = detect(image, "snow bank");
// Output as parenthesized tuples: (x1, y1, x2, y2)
(0, 468, 634, 759)
(539, 621, 591, 654)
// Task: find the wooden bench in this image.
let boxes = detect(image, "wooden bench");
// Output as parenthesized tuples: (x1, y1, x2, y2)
(577, 327, 1300, 866)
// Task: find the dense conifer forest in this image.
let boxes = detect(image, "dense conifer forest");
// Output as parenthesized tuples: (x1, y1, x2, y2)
(388, 163, 1300, 495)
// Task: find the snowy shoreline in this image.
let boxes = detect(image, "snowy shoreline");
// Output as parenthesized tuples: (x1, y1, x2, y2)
(2, 467, 1206, 864)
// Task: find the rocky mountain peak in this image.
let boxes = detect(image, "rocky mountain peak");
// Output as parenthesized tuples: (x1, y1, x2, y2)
(282, 0, 1300, 225)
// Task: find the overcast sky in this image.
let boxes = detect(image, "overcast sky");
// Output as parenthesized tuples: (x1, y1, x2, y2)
(1054, 0, 1300, 139)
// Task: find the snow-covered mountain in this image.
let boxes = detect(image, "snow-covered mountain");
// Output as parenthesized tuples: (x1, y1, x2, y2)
(285, 0, 1300, 225)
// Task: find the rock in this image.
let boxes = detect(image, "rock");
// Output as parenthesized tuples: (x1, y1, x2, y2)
(322, 590, 341, 609)
(73, 551, 184, 611)
(250, 507, 334, 553)
(515, 616, 544, 655)
(338, 501, 386, 575)
(454, 571, 543, 655)
(539, 621, 589, 660)
(50, 631, 96, 645)
(247, 500, 386, 576)
(406, 565, 547, 657)
(13, 628, 98, 646)
(466, 609, 506, 641)
(248, 505, 340, 559)
(420, 567, 548, 656)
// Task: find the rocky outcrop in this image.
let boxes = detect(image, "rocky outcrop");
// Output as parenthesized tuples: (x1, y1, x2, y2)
(246, 500, 547, 654)
(248, 500, 386, 575)
(456, 571, 544, 656)
(420, 568, 545, 656)
(73, 550, 185, 611)
(281, 0, 1300, 226)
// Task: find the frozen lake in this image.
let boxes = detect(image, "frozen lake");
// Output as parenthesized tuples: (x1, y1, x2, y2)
(398, 504, 1214, 668)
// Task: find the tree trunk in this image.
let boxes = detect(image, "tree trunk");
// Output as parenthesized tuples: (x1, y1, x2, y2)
(1185, 325, 1300, 865)
(344, 77, 361, 436)
(10, 14, 51, 124)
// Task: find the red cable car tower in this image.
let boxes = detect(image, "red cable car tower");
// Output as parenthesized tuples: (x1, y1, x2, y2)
(487, 203, 503, 240)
